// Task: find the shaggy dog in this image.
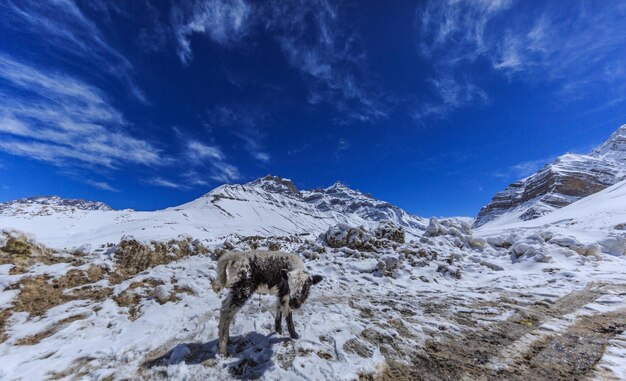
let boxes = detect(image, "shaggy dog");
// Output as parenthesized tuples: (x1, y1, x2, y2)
(215, 250, 323, 356)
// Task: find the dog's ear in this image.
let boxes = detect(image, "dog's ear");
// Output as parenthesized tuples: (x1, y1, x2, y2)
(311, 275, 323, 285)
(281, 269, 289, 280)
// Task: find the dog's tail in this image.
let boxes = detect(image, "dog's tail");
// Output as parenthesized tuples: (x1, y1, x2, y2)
(212, 253, 231, 293)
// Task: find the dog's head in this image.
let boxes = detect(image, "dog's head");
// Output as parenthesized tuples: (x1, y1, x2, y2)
(281, 268, 323, 309)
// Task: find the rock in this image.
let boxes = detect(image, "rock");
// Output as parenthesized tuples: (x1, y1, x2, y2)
(598, 236, 626, 256)
(510, 239, 551, 263)
(549, 235, 587, 255)
(168, 344, 191, 364)
(155, 285, 170, 304)
(425, 218, 440, 236)
(374, 222, 405, 243)
(479, 260, 504, 271)
(321, 224, 372, 250)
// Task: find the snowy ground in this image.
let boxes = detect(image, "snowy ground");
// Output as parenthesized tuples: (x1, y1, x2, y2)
(1, 182, 626, 380)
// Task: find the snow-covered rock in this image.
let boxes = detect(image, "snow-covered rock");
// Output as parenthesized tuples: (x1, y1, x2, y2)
(374, 222, 405, 243)
(510, 238, 551, 263)
(320, 224, 373, 250)
(597, 236, 626, 256)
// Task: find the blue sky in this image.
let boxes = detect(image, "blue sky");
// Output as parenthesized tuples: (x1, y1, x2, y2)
(1, 0, 626, 217)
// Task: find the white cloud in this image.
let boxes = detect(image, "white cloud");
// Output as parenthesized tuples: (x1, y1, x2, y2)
(1, 0, 146, 103)
(85, 180, 119, 192)
(252, 152, 270, 163)
(418, 0, 626, 110)
(181, 171, 210, 187)
(0, 55, 161, 168)
(172, 127, 242, 187)
(208, 105, 271, 163)
(187, 140, 224, 162)
(210, 163, 241, 183)
(414, 75, 488, 119)
(492, 155, 556, 181)
(171, 0, 253, 63)
(146, 177, 185, 189)
(168, 0, 387, 123)
(510, 158, 551, 178)
(264, 0, 388, 123)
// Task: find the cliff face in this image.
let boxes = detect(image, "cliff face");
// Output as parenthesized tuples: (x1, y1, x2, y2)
(474, 125, 626, 228)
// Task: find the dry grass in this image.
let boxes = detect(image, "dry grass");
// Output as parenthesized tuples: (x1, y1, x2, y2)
(0, 232, 84, 274)
(15, 314, 86, 346)
(1, 235, 209, 342)
(111, 237, 209, 284)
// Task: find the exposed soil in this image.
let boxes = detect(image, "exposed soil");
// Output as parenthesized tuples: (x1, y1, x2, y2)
(363, 283, 626, 381)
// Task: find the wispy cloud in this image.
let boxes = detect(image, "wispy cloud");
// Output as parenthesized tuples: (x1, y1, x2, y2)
(167, 0, 388, 124)
(208, 105, 271, 163)
(263, 0, 388, 124)
(186, 138, 241, 182)
(187, 140, 224, 162)
(414, 75, 488, 119)
(85, 179, 119, 192)
(492, 155, 556, 181)
(510, 157, 552, 178)
(181, 171, 210, 187)
(1, 0, 147, 103)
(145, 177, 186, 189)
(170, 0, 253, 64)
(0, 55, 161, 168)
(417, 0, 626, 114)
(172, 128, 241, 186)
(209, 164, 241, 183)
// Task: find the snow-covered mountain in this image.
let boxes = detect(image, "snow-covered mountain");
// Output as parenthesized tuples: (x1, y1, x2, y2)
(477, 178, 626, 246)
(303, 181, 424, 231)
(0, 175, 425, 249)
(474, 125, 626, 228)
(0, 196, 112, 217)
(3, 176, 626, 380)
(2, 175, 626, 380)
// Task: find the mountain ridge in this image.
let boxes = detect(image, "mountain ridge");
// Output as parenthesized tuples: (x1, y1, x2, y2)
(0, 175, 425, 248)
(474, 124, 626, 228)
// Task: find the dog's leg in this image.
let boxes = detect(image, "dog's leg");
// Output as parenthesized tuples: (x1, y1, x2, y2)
(218, 287, 251, 356)
(274, 299, 283, 334)
(286, 311, 299, 339)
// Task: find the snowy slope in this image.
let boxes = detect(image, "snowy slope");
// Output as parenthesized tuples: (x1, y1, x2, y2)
(1, 207, 625, 380)
(475, 125, 626, 228)
(477, 178, 626, 245)
(2, 176, 626, 380)
(0, 176, 425, 249)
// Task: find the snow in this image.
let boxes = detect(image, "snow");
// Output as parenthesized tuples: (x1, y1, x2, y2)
(0, 177, 425, 250)
(476, 125, 626, 228)
(477, 179, 626, 248)
(1, 175, 626, 379)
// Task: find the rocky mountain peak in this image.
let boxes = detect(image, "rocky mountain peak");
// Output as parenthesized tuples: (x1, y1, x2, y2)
(327, 181, 349, 190)
(247, 175, 301, 197)
(591, 124, 626, 163)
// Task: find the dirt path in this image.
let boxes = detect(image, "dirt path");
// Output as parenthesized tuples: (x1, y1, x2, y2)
(349, 283, 626, 381)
